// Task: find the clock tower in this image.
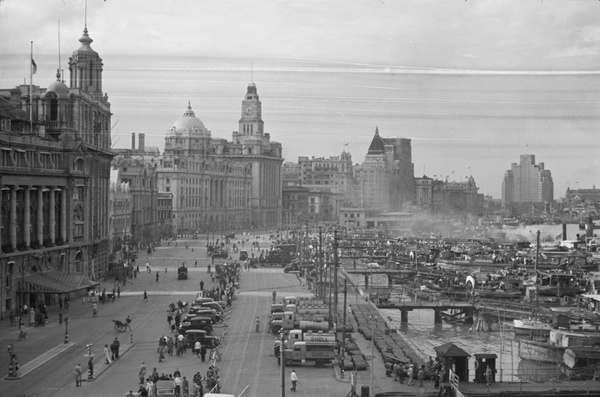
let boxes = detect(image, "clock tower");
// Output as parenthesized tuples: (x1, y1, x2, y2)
(239, 83, 264, 136)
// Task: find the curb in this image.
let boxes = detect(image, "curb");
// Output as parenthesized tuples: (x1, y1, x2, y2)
(4, 343, 75, 380)
(83, 343, 135, 382)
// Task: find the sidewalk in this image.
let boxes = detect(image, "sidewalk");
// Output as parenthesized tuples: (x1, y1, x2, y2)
(4, 342, 134, 381)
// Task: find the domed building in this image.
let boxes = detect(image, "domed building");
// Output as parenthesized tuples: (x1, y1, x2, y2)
(155, 102, 253, 235)
(0, 25, 113, 318)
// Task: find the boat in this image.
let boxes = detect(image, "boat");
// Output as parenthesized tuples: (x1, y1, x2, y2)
(518, 328, 600, 363)
(513, 318, 553, 338)
(561, 347, 600, 380)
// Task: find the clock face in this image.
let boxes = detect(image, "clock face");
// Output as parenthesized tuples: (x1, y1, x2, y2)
(244, 105, 254, 116)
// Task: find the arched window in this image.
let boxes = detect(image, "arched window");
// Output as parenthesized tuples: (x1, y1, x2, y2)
(74, 157, 84, 171)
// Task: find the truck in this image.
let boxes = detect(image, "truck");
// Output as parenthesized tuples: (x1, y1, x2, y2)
(282, 341, 338, 367)
(270, 310, 329, 334)
(274, 329, 337, 352)
(270, 296, 331, 334)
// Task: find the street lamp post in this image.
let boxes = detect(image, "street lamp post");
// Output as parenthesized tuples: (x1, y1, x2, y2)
(369, 315, 375, 397)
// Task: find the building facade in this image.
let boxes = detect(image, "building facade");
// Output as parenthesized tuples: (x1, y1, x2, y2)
(0, 26, 112, 317)
(502, 154, 554, 207)
(226, 84, 284, 228)
(354, 128, 415, 212)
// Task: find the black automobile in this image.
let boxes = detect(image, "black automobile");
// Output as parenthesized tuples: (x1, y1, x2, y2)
(182, 329, 220, 349)
(177, 266, 188, 280)
(211, 249, 228, 259)
(239, 250, 248, 261)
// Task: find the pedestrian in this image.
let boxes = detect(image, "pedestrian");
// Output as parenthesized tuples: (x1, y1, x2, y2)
(200, 344, 207, 362)
(418, 365, 425, 387)
(182, 376, 189, 397)
(200, 280, 204, 291)
(143, 290, 148, 301)
(272, 289, 277, 303)
(139, 361, 147, 384)
(290, 369, 299, 392)
(112, 337, 120, 359)
(156, 271, 159, 282)
(104, 344, 112, 364)
(75, 363, 82, 386)
(407, 365, 414, 386)
(146, 262, 151, 273)
(194, 341, 201, 357)
(9, 310, 15, 326)
(117, 285, 121, 298)
(146, 378, 154, 397)
(194, 258, 197, 267)
(485, 365, 493, 386)
(398, 364, 405, 384)
(392, 362, 399, 381)
(174, 375, 182, 397)
(92, 302, 98, 317)
(88, 356, 94, 380)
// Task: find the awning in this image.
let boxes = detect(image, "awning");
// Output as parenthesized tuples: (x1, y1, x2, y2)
(19, 272, 99, 294)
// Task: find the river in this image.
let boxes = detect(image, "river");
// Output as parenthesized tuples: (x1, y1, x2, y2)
(348, 223, 587, 382)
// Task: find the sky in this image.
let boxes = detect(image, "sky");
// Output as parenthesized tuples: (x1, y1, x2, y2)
(0, 0, 599, 199)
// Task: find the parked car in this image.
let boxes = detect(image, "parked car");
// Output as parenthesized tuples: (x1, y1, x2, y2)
(180, 316, 213, 334)
(211, 249, 228, 259)
(239, 250, 248, 261)
(181, 329, 220, 349)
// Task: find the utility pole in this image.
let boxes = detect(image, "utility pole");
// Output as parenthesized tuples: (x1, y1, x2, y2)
(341, 278, 348, 374)
(318, 226, 323, 299)
(333, 229, 339, 327)
(280, 332, 286, 397)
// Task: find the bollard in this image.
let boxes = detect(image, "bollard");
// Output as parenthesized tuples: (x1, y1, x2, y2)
(255, 317, 260, 332)
(130, 333, 133, 344)
(64, 332, 69, 344)
(8, 361, 15, 377)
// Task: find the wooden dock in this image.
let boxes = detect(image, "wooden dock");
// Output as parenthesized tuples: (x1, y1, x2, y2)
(377, 301, 475, 324)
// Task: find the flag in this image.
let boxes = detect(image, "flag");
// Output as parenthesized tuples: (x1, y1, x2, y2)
(31, 59, 37, 75)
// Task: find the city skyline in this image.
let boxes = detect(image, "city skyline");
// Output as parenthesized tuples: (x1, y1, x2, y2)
(0, 0, 598, 199)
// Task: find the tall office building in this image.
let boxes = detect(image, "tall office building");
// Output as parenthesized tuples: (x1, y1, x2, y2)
(354, 127, 414, 211)
(502, 154, 554, 206)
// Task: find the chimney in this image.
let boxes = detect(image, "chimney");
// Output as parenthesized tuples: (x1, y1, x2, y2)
(139, 133, 145, 153)
(131, 133, 136, 151)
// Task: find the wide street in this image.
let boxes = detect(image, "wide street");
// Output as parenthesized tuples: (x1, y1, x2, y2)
(0, 232, 352, 397)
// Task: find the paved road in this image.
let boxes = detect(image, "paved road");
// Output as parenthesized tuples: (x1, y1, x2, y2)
(0, 232, 353, 397)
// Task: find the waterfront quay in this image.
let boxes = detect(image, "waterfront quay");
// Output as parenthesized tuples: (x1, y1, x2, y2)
(1, 230, 599, 397)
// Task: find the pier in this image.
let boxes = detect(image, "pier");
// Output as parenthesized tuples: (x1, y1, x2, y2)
(343, 268, 416, 290)
(377, 301, 475, 324)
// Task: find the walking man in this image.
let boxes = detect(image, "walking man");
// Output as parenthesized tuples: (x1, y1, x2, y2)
(139, 361, 147, 384)
(290, 369, 299, 392)
(407, 365, 414, 386)
(143, 290, 148, 301)
(88, 356, 94, 380)
(75, 363, 82, 386)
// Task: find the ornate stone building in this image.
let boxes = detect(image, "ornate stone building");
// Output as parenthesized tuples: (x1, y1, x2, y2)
(226, 83, 284, 228)
(156, 103, 254, 235)
(0, 26, 112, 317)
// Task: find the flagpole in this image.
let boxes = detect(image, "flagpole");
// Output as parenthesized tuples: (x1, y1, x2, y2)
(30, 41, 33, 135)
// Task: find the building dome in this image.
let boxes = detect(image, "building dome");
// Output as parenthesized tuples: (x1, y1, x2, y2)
(171, 102, 208, 134)
(45, 71, 70, 99)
